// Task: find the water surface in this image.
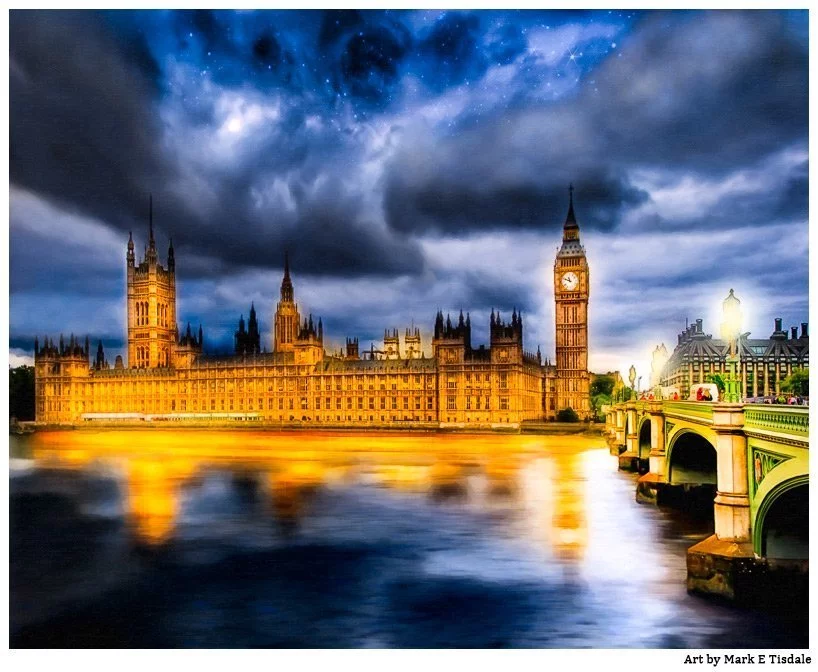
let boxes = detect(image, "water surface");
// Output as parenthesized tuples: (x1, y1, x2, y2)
(9, 430, 807, 648)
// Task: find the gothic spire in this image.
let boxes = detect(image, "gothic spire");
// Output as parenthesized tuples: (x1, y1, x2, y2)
(280, 251, 294, 302)
(563, 182, 580, 239)
(149, 193, 155, 246)
(565, 184, 576, 225)
(168, 236, 175, 270)
(146, 194, 157, 264)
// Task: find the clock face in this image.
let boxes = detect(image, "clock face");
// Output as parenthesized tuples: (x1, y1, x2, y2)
(561, 272, 579, 291)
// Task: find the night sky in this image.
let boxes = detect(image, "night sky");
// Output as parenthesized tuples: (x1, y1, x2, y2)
(9, 9, 809, 380)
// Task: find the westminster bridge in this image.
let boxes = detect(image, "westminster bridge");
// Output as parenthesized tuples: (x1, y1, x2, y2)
(605, 400, 808, 601)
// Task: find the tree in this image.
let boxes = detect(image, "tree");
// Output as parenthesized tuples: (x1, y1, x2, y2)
(706, 374, 726, 393)
(781, 368, 809, 397)
(9, 365, 35, 421)
(590, 374, 616, 398)
(590, 393, 612, 421)
(614, 386, 633, 402)
(556, 407, 580, 423)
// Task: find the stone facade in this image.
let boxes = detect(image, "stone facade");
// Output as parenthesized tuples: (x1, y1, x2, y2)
(554, 185, 591, 417)
(35, 193, 596, 427)
(659, 316, 809, 399)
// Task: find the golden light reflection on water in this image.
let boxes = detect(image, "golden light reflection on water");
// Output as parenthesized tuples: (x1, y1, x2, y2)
(27, 430, 601, 552)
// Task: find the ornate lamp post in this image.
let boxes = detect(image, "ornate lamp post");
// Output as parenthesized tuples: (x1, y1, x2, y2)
(720, 289, 743, 403)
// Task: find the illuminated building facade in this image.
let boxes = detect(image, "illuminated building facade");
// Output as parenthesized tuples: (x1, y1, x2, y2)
(553, 185, 591, 417)
(34, 194, 596, 426)
(659, 316, 809, 398)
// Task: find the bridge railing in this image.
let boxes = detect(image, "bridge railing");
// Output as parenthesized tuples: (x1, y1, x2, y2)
(743, 404, 809, 440)
(662, 401, 714, 422)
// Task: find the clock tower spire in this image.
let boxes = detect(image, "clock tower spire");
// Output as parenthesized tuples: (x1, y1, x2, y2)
(553, 184, 590, 419)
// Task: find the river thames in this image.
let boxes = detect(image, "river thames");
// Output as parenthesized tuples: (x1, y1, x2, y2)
(9, 430, 808, 648)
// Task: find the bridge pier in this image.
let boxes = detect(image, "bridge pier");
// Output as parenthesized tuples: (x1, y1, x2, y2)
(636, 402, 667, 503)
(618, 403, 639, 470)
(603, 412, 616, 452)
(608, 408, 626, 456)
(687, 404, 755, 601)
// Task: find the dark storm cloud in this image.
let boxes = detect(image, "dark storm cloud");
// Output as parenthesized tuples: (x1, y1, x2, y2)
(382, 10, 807, 236)
(385, 158, 647, 235)
(589, 11, 808, 171)
(9, 10, 168, 231)
(417, 13, 487, 90)
(456, 271, 539, 318)
(168, 9, 302, 88)
(9, 10, 425, 280)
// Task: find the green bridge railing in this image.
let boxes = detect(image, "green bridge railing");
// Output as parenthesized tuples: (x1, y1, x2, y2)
(743, 405, 809, 439)
(662, 401, 715, 421)
(609, 400, 809, 443)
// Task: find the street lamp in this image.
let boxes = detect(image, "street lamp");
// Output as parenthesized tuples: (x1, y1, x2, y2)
(628, 365, 636, 401)
(720, 288, 743, 403)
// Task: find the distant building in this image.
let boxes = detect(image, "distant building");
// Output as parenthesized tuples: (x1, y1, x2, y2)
(34, 191, 595, 425)
(650, 344, 669, 388)
(660, 314, 809, 399)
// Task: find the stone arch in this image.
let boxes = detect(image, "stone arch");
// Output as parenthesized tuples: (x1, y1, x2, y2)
(754, 476, 808, 559)
(637, 417, 652, 460)
(666, 429, 717, 486)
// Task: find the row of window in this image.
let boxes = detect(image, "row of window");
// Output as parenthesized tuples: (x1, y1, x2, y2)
(84, 395, 438, 413)
(446, 396, 508, 411)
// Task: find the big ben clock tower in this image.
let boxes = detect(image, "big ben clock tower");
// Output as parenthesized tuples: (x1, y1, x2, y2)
(554, 185, 590, 417)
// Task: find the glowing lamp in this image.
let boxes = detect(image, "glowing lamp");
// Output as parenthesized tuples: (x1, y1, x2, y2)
(720, 288, 743, 403)
(720, 288, 742, 357)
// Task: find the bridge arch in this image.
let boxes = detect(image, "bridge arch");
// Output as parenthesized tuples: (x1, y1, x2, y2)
(753, 476, 808, 559)
(666, 429, 717, 486)
(637, 417, 652, 460)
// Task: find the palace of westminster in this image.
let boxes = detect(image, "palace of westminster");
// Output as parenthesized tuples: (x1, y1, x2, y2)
(34, 190, 594, 426)
(33, 184, 809, 426)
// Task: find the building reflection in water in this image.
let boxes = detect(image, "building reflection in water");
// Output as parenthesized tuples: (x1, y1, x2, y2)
(549, 448, 588, 562)
(126, 459, 183, 545)
(26, 431, 592, 559)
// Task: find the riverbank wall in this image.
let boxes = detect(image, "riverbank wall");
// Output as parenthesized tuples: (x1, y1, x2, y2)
(12, 419, 605, 436)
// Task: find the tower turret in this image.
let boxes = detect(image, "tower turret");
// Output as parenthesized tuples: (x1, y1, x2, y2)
(168, 237, 175, 271)
(281, 251, 293, 303)
(127, 195, 177, 368)
(127, 231, 135, 266)
(95, 340, 106, 369)
(146, 194, 157, 266)
(273, 252, 301, 353)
